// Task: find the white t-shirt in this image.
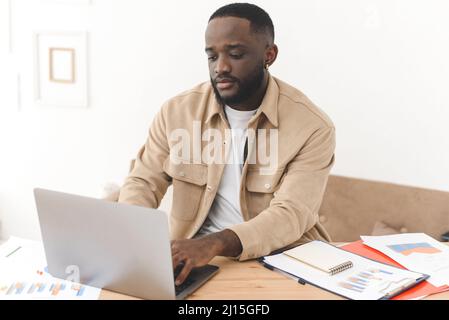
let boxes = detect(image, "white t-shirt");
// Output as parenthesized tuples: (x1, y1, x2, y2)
(196, 105, 257, 237)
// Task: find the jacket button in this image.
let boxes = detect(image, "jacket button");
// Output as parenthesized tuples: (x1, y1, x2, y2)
(179, 171, 185, 177)
(264, 183, 271, 189)
(207, 185, 213, 191)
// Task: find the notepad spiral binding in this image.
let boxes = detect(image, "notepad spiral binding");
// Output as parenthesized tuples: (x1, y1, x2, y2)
(329, 261, 354, 275)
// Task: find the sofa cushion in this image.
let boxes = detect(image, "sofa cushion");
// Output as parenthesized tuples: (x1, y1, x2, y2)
(319, 175, 449, 242)
(371, 221, 402, 236)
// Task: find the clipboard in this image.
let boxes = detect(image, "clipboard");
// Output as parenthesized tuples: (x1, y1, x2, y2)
(260, 241, 429, 300)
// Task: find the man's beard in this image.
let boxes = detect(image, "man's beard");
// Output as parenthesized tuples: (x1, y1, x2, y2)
(211, 64, 265, 106)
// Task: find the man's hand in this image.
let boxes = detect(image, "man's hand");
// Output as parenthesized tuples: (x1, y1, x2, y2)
(171, 237, 219, 286)
(171, 229, 242, 285)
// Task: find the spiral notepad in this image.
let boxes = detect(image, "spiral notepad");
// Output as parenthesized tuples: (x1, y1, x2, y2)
(283, 241, 353, 275)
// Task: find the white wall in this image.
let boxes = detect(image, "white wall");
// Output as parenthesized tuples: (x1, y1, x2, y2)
(0, 0, 448, 240)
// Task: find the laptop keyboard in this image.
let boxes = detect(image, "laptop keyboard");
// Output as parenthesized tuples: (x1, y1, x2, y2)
(175, 277, 195, 295)
(174, 263, 195, 296)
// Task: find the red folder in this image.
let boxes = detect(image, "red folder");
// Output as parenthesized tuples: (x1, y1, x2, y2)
(341, 240, 449, 300)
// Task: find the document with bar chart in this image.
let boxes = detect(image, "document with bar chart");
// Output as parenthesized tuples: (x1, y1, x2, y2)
(1, 280, 94, 299)
(263, 243, 428, 300)
(0, 237, 100, 300)
(361, 233, 449, 287)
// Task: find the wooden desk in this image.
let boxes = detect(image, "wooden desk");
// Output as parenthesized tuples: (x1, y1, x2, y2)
(100, 254, 449, 300)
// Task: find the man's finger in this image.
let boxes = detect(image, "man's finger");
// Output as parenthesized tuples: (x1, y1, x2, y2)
(171, 241, 179, 254)
(172, 252, 184, 269)
(175, 260, 193, 286)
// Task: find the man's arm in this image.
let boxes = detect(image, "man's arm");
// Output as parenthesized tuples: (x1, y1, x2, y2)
(119, 104, 242, 285)
(118, 106, 172, 208)
(171, 229, 242, 285)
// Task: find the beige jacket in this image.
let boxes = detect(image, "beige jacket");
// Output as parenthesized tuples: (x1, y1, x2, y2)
(118, 74, 335, 261)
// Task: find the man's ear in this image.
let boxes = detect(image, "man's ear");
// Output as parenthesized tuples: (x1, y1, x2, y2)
(265, 44, 278, 67)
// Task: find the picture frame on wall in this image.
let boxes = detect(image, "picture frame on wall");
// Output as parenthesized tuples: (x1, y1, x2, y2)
(34, 31, 89, 108)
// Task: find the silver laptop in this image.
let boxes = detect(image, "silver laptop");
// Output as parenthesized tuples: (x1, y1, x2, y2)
(33, 188, 219, 300)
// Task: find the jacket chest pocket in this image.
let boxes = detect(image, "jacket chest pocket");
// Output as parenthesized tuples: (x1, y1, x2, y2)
(245, 168, 285, 217)
(163, 159, 208, 221)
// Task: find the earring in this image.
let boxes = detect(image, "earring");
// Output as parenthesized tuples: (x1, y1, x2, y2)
(265, 63, 270, 70)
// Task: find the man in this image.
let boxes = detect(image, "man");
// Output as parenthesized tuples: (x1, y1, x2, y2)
(118, 3, 335, 285)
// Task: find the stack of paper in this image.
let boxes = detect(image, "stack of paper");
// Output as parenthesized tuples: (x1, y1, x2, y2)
(263, 241, 428, 300)
(341, 240, 449, 300)
(0, 237, 101, 300)
(361, 233, 449, 288)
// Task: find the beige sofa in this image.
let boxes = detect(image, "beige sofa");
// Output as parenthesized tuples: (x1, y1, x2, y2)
(106, 163, 449, 242)
(319, 175, 449, 241)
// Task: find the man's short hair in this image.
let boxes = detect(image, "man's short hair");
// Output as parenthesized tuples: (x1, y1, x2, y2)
(209, 3, 275, 42)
